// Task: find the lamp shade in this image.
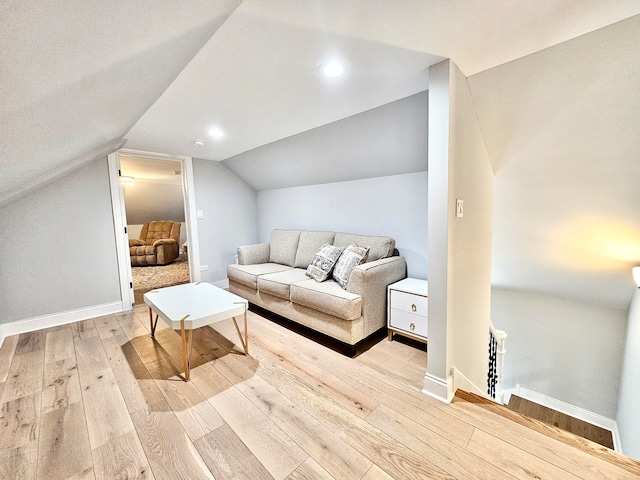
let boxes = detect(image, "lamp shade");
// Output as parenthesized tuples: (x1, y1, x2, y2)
(633, 266, 640, 287)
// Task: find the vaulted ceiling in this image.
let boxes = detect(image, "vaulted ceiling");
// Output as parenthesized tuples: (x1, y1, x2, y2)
(2, 1, 640, 308)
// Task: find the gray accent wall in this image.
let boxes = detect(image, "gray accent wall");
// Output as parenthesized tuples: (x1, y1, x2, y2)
(0, 157, 121, 324)
(257, 172, 427, 280)
(618, 289, 640, 457)
(223, 91, 428, 191)
(192, 159, 258, 282)
(491, 287, 627, 419)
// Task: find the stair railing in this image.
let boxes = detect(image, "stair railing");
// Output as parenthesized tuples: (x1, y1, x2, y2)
(488, 322, 507, 404)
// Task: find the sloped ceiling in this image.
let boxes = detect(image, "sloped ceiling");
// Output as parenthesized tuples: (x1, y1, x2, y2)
(469, 15, 640, 309)
(0, 0, 241, 206)
(123, 1, 640, 169)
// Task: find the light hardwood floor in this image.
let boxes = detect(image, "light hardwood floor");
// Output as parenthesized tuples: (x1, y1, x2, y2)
(1, 305, 639, 480)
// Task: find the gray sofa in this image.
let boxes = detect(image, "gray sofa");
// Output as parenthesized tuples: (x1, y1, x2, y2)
(227, 229, 407, 349)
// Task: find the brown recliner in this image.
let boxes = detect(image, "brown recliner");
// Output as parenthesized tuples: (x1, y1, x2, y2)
(129, 221, 181, 266)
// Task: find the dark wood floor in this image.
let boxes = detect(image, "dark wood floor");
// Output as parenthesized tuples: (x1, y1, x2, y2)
(508, 394, 615, 449)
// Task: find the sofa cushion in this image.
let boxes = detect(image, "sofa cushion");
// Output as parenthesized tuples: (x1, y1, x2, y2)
(333, 233, 395, 262)
(294, 231, 336, 268)
(306, 243, 344, 282)
(333, 244, 370, 289)
(290, 279, 362, 321)
(227, 263, 293, 290)
(257, 268, 309, 300)
(269, 230, 301, 267)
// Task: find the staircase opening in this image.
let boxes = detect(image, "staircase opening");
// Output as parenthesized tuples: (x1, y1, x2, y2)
(507, 394, 614, 449)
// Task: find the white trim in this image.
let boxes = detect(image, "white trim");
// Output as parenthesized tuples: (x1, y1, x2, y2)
(1, 302, 123, 337)
(108, 153, 134, 310)
(0, 325, 5, 349)
(111, 149, 202, 304)
(423, 372, 454, 404)
(181, 156, 201, 283)
(514, 385, 623, 453)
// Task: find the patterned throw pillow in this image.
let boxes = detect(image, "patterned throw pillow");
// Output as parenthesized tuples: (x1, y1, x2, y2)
(332, 244, 370, 289)
(306, 244, 345, 282)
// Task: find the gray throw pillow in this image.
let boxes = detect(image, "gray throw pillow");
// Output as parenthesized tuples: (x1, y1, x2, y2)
(306, 244, 345, 282)
(332, 244, 370, 289)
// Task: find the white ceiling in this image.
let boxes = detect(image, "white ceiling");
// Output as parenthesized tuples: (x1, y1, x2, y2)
(122, 0, 640, 163)
(0, 0, 241, 206)
(119, 156, 182, 186)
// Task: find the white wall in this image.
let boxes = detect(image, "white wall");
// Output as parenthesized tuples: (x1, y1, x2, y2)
(192, 159, 258, 283)
(123, 180, 185, 224)
(0, 157, 121, 324)
(425, 59, 494, 399)
(469, 15, 640, 311)
(447, 61, 495, 392)
(491, 287, 627, 419)
(257, 172, 427, 280)
(425, 60, 451, 387)
(617, 289, 640, 458)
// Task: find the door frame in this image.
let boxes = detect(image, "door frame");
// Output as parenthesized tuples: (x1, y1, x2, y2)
(108, 149, 201, 310)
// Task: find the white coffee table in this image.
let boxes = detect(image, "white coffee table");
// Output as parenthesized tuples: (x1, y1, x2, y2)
(143, 282, 249, 381)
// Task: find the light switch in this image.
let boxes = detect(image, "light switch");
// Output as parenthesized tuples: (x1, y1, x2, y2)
(197, 210, 204, 219)
(456, 199, 464, 218)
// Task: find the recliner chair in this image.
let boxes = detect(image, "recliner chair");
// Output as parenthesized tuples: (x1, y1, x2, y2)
(129, 221, 181, 266)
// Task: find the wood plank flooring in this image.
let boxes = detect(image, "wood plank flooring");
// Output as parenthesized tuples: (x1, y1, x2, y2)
(1, 304, 639, 479)
(508, 394, 615, 449)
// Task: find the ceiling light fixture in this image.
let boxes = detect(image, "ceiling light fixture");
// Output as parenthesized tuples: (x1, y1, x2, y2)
(209, 127, 224, 140)
(193, 140, 205, 147)
(322, 61, 344, 77)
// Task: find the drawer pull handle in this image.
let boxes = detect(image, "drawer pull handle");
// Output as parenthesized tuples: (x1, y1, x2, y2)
(410, 323, 415, 331)
(411, 304, 417, 312)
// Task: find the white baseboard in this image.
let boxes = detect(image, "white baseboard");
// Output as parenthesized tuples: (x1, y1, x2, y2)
(423, 373, 454, 404)
(0, 302, 124, 346)
(514, 385, 623, 454)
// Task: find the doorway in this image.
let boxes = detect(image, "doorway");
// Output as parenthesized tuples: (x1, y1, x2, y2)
(108, 149, 201, 310)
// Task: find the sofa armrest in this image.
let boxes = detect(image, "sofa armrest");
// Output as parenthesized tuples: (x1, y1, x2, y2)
(237, 243, 270, 265)
(152, 238, 177, 247)
(129, 238, 145, 247)
(347, 256, 407, 336)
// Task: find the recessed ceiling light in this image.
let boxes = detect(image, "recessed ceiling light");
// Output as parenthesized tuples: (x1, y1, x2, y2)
(209, 127, 224, 140)
(193, 140, 205, 147)
(322, 61, 344, 77)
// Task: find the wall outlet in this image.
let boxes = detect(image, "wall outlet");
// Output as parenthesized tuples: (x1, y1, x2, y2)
(200, 265, 208, 271)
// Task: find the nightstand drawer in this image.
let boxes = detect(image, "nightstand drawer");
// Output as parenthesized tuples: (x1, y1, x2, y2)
(389, 309, 428, 338)
(390, 290, 428, 316)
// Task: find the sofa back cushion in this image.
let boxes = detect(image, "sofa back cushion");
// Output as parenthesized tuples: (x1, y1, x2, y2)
(295, 231, 336, 268)
(269, 229, 301, 267)
(333, 233, 395, 262)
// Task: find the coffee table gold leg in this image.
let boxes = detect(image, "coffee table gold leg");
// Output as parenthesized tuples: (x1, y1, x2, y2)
(150, 312, 159, 339)
(180, 315, 192, 382)
(232, 310, 249, 355)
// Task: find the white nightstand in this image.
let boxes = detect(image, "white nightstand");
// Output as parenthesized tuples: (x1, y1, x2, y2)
(387, 278, 428, 343)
